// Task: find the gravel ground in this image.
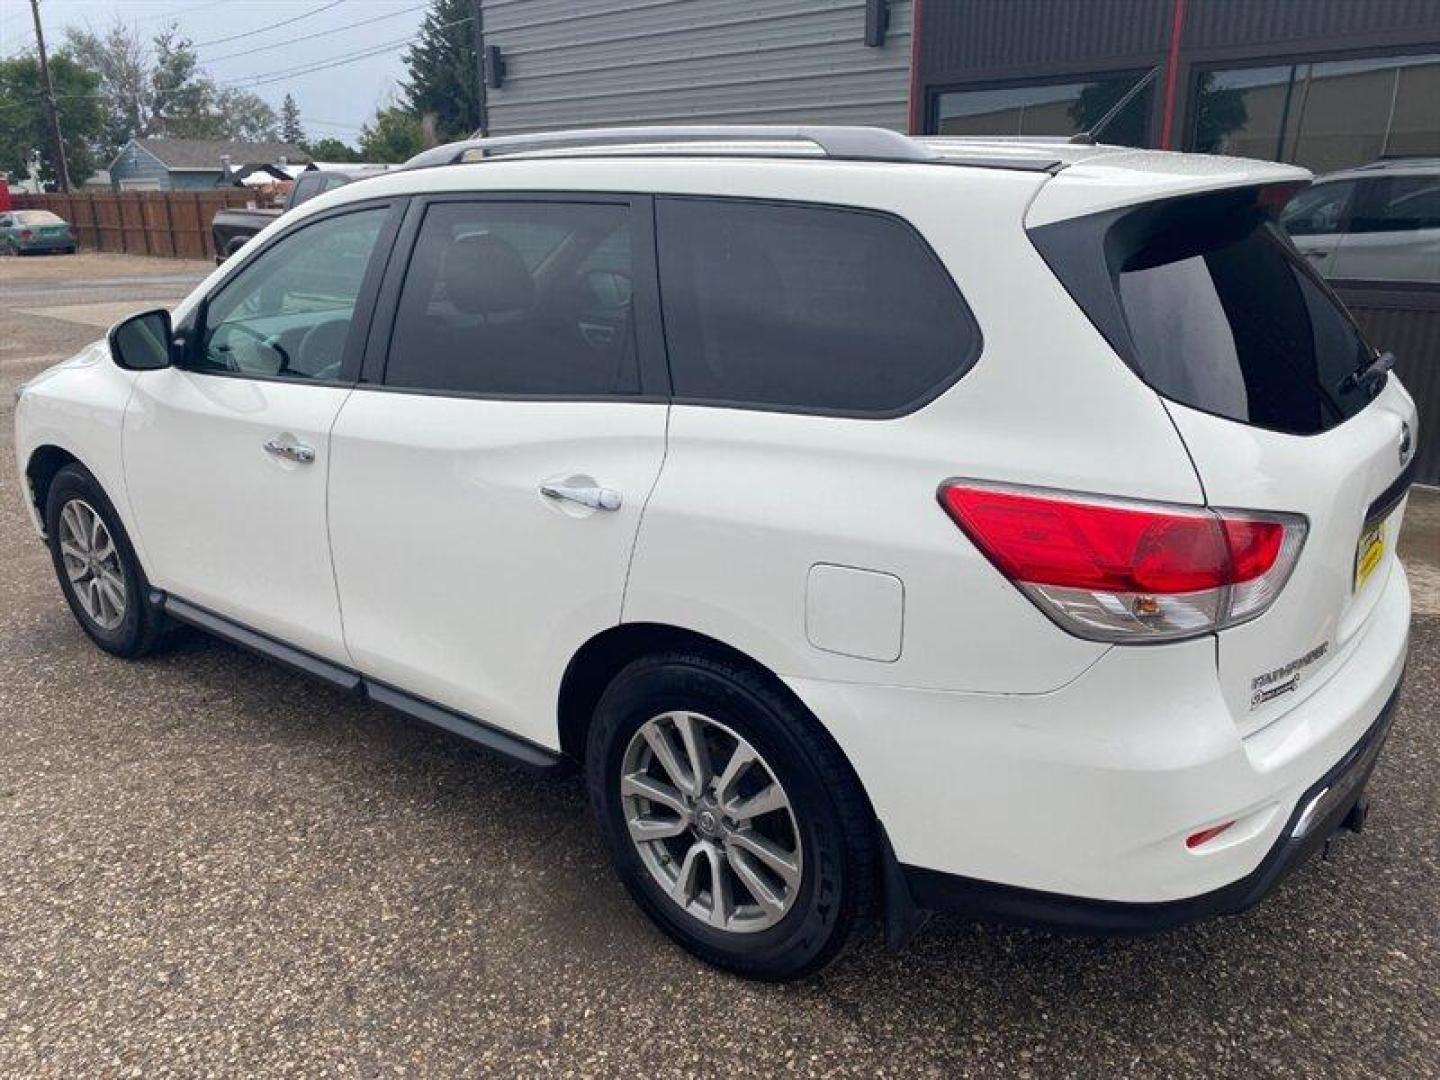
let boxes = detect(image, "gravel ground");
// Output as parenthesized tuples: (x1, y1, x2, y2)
(0, 264, 1436, 1078)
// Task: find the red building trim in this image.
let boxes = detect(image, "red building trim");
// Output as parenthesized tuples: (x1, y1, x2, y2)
(1159, 0, 1187, 148)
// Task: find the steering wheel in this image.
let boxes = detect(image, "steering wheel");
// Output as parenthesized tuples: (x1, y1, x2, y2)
(217, 321, 292, 374)
(297, 319, 350, 382)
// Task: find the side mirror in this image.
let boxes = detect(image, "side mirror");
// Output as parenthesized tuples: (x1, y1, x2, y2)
(108, 308, 174, 371)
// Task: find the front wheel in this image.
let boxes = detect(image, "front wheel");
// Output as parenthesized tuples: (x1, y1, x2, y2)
(44, 464, 165, 658)
(586, 652, 877, 981)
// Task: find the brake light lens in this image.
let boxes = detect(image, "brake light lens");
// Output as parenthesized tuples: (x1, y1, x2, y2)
(938, 482, 1307, 642)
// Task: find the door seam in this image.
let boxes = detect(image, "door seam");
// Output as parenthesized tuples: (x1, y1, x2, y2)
(324, 386, 361, 668)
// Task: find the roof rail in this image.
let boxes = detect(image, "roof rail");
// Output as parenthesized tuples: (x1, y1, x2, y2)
(401, 125, 1061, 172)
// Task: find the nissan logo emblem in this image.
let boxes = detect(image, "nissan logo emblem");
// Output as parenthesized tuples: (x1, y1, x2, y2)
(1399, 421, 1413, 465)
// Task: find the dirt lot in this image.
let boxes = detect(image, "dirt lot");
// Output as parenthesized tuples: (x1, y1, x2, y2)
(1, 251, 215, 281)
(1, 259, 1436, 1077)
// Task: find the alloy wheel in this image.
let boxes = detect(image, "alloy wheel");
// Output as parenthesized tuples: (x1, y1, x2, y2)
(57, 498, 127, 630)
(620, 711, 803, 932)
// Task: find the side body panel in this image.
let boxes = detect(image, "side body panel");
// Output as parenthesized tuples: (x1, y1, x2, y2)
(122, 370, 354, 663)
(626, 166, 1205, 695)
(327, 393, 668, 748)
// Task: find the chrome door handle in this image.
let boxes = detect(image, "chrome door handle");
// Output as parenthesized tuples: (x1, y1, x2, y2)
(540, 482, 622, 511)
(263, 437, 316, 464)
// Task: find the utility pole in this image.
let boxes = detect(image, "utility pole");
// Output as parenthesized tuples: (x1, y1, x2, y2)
(471, 0, 489, 136)
(28, 0, 70, 192)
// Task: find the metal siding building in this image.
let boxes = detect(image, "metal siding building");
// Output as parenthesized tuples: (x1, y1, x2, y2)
(482, 0, 914, 133)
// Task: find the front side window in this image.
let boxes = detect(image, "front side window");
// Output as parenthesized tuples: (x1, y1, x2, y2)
(655, 198, 981, 415)
(383, 201, 639, 397)
(1191, 53, 1440, 174)
(194, 208, 386, 381)
(1280, 181, 1358, 237)
(936, 73, 1153, 147)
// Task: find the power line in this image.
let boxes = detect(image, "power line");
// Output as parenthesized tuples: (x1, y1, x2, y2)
(136, 0, 230, 24)
(223, 14, 471, 89)
(190, 0, 345, 48)
(201, 2, 426, 64)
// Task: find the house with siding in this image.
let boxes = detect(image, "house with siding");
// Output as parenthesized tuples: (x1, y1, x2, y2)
(108, 139, 310, 191)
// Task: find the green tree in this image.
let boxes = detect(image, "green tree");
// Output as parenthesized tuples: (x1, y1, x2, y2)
(401, 0, 478, 142)
(0, 54, 105, 187)
(149, 28, 277, 141)
(358, 104, 426, 163)
(280, 93, 305, 144)
(302, 136, 362, 162)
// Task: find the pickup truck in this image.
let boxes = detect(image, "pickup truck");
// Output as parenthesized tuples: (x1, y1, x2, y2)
(210, 164, 392, 263)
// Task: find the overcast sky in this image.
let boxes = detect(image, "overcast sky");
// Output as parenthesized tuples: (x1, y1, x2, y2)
(0, 0, 431, 142)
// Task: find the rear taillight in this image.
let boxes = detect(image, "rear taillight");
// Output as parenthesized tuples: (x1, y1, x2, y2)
(938, 481, 1307, 643)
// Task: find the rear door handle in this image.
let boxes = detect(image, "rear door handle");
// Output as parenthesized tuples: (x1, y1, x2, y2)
(540, 482, 622, 511)
(263, 436, 316, 464)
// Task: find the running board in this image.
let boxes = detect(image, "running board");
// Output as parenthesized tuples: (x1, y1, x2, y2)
(158, 593, 564, 772)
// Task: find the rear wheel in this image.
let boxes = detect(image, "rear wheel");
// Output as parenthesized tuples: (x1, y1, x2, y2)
(586, 651, 876, 981)
(44, 464, 164, 658)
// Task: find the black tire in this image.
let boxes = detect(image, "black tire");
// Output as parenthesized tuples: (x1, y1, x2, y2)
(586, 651, 877, 981)
(44, 463, 165, 658)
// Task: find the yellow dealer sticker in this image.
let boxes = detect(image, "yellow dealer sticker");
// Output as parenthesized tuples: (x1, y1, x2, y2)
(1354, 518, 1386, 592)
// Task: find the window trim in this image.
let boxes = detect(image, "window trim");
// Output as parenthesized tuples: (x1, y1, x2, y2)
(180, 198, 407, 388)
(361, 190, 671, 403)
(654, 193, 985, 421)
(925, 66, 1159, 145)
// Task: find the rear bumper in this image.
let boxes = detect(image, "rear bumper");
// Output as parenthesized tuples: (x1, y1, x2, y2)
(789, 559, 1411, 912)
(900, 675, 1402, 933)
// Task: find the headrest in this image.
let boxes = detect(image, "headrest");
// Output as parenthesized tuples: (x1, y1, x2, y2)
(441, 232, 536, 315)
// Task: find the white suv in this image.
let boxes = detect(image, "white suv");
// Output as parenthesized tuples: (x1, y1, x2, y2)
(13, 127, 1417, 981)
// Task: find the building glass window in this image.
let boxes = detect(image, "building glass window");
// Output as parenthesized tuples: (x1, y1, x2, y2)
(1190, 53, 1440, 174)
(935, 73, 1153, 147)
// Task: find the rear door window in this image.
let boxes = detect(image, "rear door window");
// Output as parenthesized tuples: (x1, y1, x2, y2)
(654, 198, 982, 416)
(383, 200, 641, 397)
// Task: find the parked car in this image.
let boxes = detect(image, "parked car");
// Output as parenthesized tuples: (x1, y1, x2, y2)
(14, 127, 1417, 981)
(211, 163, 394, 264)
(1281, 156, 1440, 284)
(0, 209, 76, 254)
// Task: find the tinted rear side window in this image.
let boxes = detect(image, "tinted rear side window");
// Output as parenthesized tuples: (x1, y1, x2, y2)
(655, 198, 981, 415)
(384, 201, 640, 397)
(1032, 189, 1377, 435)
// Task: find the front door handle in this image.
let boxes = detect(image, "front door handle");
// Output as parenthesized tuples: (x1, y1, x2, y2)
(263, 436, 316, 464)
(540, 482, 622, 511)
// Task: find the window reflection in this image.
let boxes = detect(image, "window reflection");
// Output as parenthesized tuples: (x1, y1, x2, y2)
(936, 74, 1152, 147)
(1191, 53, 1440, 173)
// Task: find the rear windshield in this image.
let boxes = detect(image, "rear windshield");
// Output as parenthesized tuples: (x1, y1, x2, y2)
(1032, 188, 1379, 435)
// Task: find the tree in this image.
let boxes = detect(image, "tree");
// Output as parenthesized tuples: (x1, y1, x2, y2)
(358, 104, 425, 163)
(302, 136, 361, 162)
(148, 28, 278, 141)
(216, 87, 280, 142)
(401, 0, 478, 142)
(280, 93, 305, 144)
(64, 20, 151, 159)
(0, 54, 105, 187)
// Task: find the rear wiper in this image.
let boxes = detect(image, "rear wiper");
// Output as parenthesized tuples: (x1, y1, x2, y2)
(1338, 350, 1396, 396)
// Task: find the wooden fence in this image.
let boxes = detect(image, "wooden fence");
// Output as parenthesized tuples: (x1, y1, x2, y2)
(10, 190, 264, 260)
